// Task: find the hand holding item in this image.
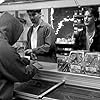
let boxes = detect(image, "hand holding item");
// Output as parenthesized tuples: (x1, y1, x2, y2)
(31, 53, 37, 61)
(25, 62, 38, 75)
(25, 49, 32, 55)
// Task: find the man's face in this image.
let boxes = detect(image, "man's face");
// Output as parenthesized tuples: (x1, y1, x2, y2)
(84, 10, 95, 26)
(28, 12, 40, 27)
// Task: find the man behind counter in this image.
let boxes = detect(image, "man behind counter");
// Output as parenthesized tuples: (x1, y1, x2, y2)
(25, 9, 57, 63)
(73, 6, 100, 51)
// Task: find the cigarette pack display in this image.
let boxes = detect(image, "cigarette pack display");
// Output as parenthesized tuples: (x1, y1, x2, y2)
(68, 50, 86, 73)
(57, 56, 70, 72)
(84, 52, 100, 76)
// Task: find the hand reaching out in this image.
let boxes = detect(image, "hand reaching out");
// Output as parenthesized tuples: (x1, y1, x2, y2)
(25, 62, 38, 76)
(24, 49, 32, 56)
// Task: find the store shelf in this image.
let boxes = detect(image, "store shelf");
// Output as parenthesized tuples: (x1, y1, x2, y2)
(0, 0, 77, 11)
(78, 0, 100, 6)
(56, 43, 74, 48)
(74, 15, 84, 18)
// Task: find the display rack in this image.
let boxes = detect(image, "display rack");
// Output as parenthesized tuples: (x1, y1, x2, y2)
(56, 43, 74, 55)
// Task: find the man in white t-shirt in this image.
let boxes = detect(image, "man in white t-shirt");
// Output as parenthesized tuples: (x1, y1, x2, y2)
(25, 9, 57, 63)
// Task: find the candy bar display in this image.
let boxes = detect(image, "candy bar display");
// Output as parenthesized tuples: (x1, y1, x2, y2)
(84, 52, 100, 76)
(69, 65, 82, 73)
(57, 50, 100, 77)
(57, 56, 70, 72)
(68, 50, 85, 73)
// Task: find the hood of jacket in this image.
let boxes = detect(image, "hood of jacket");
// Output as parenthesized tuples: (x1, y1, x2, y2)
(0, 12, 23, 45)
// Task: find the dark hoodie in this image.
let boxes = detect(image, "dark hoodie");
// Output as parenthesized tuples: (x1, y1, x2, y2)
(0, 12, 37, 100)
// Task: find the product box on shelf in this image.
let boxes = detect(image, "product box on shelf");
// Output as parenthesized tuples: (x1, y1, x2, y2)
(57, 50, 100, 77)
(84, 52, 100, 76)
(57, 55, 70, 72)
(68, 50, 87, 74)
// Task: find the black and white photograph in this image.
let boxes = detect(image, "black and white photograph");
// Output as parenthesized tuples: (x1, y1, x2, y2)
(0, 0, 100, 100)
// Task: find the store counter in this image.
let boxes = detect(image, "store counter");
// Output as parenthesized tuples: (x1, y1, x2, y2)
(14, 61, 100, 100)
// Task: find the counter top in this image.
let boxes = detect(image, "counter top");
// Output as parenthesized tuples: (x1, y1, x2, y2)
(14, 61, 100, 100)
(33, 61, 100, 90)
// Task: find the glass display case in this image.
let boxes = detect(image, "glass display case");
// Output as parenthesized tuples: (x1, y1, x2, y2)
(1, 0, 100, 100)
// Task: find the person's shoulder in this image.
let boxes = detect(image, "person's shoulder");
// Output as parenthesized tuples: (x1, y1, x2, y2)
(41, 20, 52, 28)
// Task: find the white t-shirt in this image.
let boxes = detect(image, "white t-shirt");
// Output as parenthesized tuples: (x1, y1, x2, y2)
(31, 25, 40, 49)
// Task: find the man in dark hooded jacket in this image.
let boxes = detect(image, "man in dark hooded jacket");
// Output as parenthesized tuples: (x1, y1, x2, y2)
(0, 12, 38, 100)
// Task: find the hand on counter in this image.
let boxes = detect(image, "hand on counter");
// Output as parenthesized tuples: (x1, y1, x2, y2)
(25, 62, 38, 75)
(24, 48, 38, 56)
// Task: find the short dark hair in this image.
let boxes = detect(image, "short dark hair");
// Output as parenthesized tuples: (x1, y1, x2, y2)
(27, 9, 41, 16)
(84, 6, 99, 19)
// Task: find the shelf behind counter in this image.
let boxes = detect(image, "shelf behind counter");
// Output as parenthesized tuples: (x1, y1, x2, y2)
(56, 43, 74, 55)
